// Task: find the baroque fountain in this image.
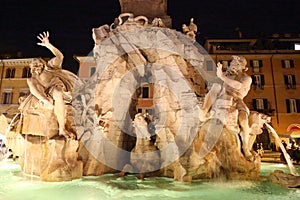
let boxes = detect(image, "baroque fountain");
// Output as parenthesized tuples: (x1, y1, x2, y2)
(1, 12, 300, 200)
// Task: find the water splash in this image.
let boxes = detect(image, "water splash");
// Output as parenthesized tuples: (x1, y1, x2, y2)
(264, 123, 299, 176)
(5, 113, 21, 136)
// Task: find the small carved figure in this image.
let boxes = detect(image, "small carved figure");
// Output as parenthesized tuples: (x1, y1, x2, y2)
(152, 17, 166, 27)
(92, 24, 110, 45)
(120, 113, 160, 179)
(182, 18, 197, 41)
(199, 55, 254, 160)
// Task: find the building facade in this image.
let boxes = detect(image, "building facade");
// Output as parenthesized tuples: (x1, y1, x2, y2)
(204, 35, 300, 138)
(0, 58, 33, 115)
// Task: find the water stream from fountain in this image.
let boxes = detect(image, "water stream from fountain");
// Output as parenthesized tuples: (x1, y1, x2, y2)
(5, 113, 21, 136)
(264, 123, 299, 176)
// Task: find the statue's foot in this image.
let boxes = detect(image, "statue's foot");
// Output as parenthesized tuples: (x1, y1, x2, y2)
(59, 129, 75, 140)
(137, 173, 145, 180)
(244, 151, 254, 162)
(118, 171, 127, 177)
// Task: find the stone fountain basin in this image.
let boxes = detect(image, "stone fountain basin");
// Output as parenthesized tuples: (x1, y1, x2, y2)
(0, 160, 299, 200)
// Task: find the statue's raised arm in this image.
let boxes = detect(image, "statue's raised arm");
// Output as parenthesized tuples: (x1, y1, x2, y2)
(37, 31, 63, 69)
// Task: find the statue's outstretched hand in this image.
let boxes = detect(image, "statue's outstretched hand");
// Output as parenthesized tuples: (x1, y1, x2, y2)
(37, 31, 50, 47)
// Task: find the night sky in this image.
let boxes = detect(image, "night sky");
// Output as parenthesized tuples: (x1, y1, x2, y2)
(1, 0, 299, 73)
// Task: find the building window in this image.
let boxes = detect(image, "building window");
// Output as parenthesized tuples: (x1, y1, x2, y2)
(219, 60, 230, 69)
(251, 74, 265, 89)
(19, 89, 30, 99)
(250, 60, 262, 73)
(137, 108, 153, 115)
(141, 86, 150, 98)
(205, 60, 214, 71)
(284, 74, 296, 89)
(5, 68, 16, 78)
(252, 98, 268, 111)
(22, 67, 31, 78)
(286, 99, 300, 113)
(281, 60, 294, 68)
(2, 91, 13, 104)
(90, 66, 96, 76)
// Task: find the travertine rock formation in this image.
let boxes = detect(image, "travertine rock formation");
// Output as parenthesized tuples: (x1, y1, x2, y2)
(5, 13, 270, 182)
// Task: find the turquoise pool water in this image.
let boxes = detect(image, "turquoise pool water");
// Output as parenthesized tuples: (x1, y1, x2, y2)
(0, 160, 299, 200)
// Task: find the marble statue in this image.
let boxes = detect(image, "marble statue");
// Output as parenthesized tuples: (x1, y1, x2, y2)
(199, 55, 254, 160)
(151, 17, 166, 27)
(182, 18, 197, 41)
(119, 113, 160, 179)
(269, 170, 300, 188)
(5, 31, 83, 181)
(92, 25, 110, 45)
(19, 31, 79, 139)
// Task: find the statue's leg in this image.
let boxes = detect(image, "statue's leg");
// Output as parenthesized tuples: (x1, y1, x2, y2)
(52, 87, 72, 139)
(199, 83, 222, 121)
(238, 111, 253, 161)
(248, 135, 257, 150)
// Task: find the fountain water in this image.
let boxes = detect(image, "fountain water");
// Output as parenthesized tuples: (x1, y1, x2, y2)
(0, 159, 299, 200)
(265, 123, 299, 176)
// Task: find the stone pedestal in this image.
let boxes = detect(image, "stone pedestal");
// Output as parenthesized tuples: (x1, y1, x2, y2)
(6, 131, 83, 182)
(119, 0, 172, 27)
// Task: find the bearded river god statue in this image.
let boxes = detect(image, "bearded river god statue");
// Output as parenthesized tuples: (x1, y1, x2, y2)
(6, 31, 83, 181)
(6, 14, 274, 182)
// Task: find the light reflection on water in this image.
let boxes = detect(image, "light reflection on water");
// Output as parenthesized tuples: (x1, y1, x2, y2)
(0, 160, 299, 200)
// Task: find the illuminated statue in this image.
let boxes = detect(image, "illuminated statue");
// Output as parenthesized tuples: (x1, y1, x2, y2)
(199, 55, 254, 160)
(182, 18, 197, 41)
(20, 31, 78, 139)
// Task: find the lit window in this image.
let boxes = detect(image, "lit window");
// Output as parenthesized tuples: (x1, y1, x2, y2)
(286, 99, 300, 113)
(137, 108, 152, 114)
(22, 67, 31, 78)
(2, 90, 13, 104)
(5, 68, 15, 78)
(141, 86, 149, 98)
(252, 98, 268, 111)
(284, 74, 296, 89)
(250, 60, 262, 73)
(251, 74, 265, 89)
(256, 99, 264, 110)
(252, 60, 260, 67)
(281, 60, 294, 68)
